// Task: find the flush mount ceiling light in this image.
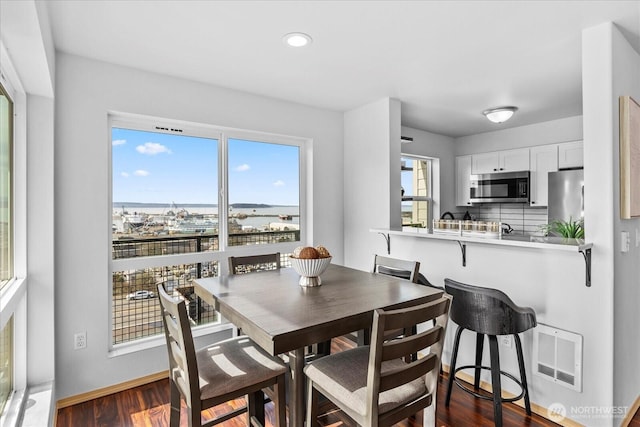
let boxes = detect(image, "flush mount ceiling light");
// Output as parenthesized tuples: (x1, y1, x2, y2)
(482, 106, 518, 123)
(283, 32, 312, 47)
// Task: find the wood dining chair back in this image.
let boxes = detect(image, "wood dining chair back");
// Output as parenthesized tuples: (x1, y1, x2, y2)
(157, 284, 287, 427)
(304, 294, 452, 427)
(373, 254, 420, 283)
(371, 255, 440, 360)
(373, 254, 439, 289)
(228, 253, 281, 275)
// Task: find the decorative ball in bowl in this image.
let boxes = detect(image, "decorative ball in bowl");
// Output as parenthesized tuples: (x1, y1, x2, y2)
(290, 246, 332, 287)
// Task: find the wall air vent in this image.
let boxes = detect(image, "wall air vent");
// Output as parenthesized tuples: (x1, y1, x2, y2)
(155, 126, 183, 133)
(401, 136, 413, 143)
(532, 323, 583, 392)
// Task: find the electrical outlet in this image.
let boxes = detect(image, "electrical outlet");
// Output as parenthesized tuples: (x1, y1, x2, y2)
(500, 335, 512, 348)
(74, 332, 87, 350)
(621, 231, 630, 253)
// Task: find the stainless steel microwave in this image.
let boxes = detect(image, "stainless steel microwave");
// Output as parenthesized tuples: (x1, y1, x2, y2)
(469, 171, 530, 203)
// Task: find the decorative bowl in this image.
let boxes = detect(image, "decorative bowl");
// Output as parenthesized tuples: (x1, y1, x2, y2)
(290, 256, 332, 287)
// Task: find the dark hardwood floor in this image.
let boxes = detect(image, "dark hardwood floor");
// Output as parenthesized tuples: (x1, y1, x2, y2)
(57, 337, 639, 427)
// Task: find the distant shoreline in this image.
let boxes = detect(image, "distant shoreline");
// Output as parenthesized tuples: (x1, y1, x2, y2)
(113, 202, 297, 208)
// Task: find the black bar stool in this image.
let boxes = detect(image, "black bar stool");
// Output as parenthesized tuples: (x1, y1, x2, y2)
(444, 278, 537, 427)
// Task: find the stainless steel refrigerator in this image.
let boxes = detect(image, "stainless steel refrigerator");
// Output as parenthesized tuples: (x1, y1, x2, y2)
(547, 169, 584, 225)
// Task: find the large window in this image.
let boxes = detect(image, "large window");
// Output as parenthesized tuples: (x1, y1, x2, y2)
(0, 84, 12, 288)
(401, 155, 434, 228)
(110, 115, 305, 346)
(227, 137, 300, 246)
(0, 83, 13, 417)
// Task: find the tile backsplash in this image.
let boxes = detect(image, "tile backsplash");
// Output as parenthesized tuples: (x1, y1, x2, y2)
(453, 204, 547, 235)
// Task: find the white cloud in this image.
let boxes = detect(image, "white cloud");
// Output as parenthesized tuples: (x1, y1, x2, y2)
(273, 180, 285, 187)
(134, 170, 150, 177)
(112, 139, 126, 146)
(136, 142, 172, 155)
(120, 172, 129, 177)
(235, 164, 250, 172)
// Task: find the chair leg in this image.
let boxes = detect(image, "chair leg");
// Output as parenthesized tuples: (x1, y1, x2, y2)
(357, 328, 371, 346)
(514, 334, 532, 415)
(410, 325, 418, 362)
(488, 335, 503, 427)
(187, 399, 202, 427)
(306, 380, 319, 427)
(169, 379, 181, 427)
(274, 375, 287, 427)
(445, 325, 464, 407)
(474, 333, 485, 390)
(312, 339, 332, 357)
(248, 390, 265, 426)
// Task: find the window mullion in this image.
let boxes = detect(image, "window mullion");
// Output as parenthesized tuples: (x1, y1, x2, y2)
(218, 133, 229, 259)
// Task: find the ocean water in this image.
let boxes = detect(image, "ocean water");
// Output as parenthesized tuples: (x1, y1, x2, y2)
(114, 204, 299, 228)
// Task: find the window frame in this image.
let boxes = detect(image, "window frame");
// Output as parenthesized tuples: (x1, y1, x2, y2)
(108, 112, 309, 351)
(0, 42, 27, 426)
(0, 83, 13, 289)
(400, 154, 436, 229)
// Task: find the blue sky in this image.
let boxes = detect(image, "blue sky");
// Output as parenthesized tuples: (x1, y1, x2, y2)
(112, 128, 300, 205)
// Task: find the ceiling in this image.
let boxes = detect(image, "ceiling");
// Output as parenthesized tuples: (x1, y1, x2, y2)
(45, 1, 640, 137)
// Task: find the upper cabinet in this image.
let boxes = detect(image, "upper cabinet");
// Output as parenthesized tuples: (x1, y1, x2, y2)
(455, 155, 472, 206)
(456, 142, 583, 207)
(471, 148, 530, 174)
(558, 140, 584, 169)
(529, 145, 558, 207)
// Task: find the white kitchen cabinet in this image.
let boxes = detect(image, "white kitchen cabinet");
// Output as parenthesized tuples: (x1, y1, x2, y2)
(529, 144, 558, 207)
(558, 140, 583, 169)
(471, 148, 530, 174)
(455, 155, 473, 206)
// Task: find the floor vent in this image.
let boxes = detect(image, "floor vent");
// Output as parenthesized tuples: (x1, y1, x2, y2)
(532, 323, 583, 392)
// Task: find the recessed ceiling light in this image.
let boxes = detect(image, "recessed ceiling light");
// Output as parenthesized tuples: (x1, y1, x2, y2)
(482, 106, 518, 123)
(283, 32, 312, 48)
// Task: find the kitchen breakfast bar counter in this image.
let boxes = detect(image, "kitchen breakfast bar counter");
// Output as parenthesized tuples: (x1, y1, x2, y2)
(371, 228, 593, 286)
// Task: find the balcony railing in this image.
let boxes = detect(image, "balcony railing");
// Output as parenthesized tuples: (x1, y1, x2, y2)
(112, 229, 300, 259)
(111, 230, 298, 345)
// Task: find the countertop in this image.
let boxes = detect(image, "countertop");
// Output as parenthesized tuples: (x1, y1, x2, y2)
(371, 227, 592, 252)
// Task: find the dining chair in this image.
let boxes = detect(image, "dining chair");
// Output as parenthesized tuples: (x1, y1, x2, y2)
(373, 254, 439, 289)
(228, 252, 281, 275)
(369, 255, 442, 358)
(304, 294, 452, 427)
(157, 284, 288, 427)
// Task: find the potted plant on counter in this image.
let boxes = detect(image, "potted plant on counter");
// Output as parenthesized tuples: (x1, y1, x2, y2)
(540, 217, 585, 239)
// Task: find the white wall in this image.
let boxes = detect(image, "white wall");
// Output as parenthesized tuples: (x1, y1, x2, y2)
(604, 25, 640, 418)
(455, 115, 583, 156)
(400, 126, 456, 216)
(27, 95, 55, 386)
(54, 53, 344, 399)
(343, 98, 401, 271)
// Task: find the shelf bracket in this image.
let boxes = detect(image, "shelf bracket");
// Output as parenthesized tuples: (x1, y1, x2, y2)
(580, 248, 591, 287)
(378, 232, 391, 255)
(457, 241, 467, 267)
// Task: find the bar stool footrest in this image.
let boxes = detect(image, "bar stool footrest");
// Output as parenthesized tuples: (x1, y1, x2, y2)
(453, 364, 525, 403)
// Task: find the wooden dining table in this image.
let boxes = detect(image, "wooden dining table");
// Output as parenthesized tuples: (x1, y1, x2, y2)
(194, 263, 444, 426)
